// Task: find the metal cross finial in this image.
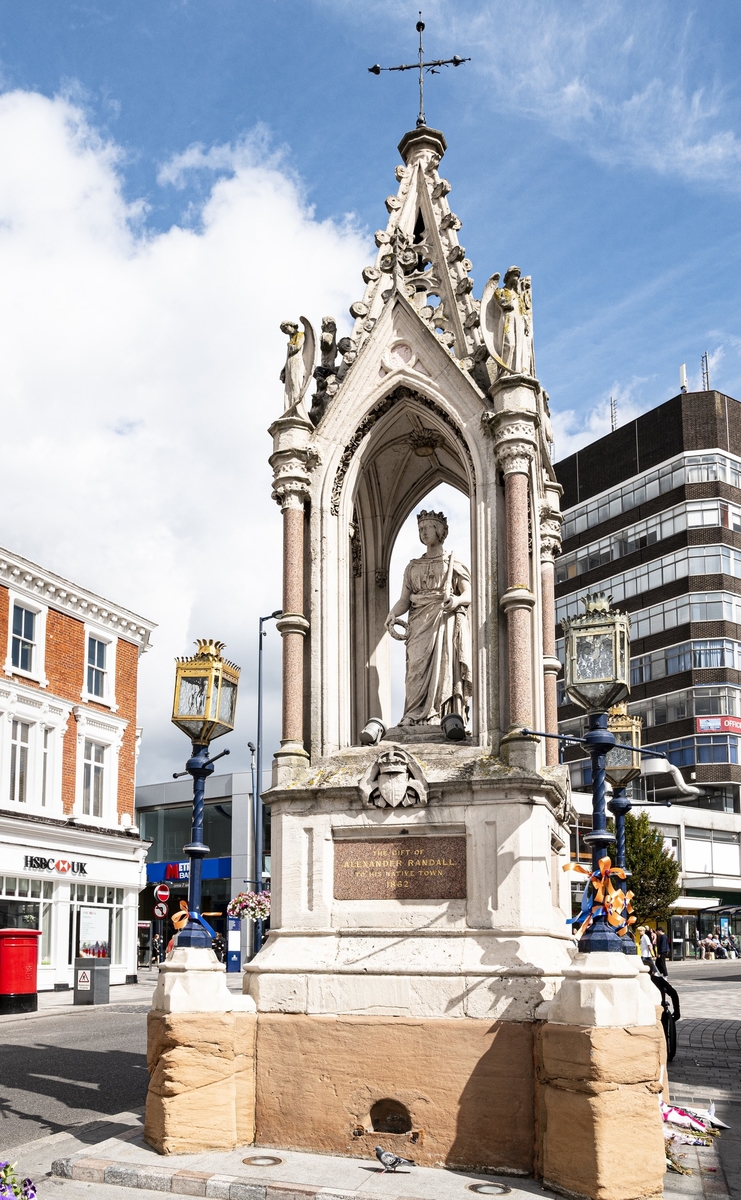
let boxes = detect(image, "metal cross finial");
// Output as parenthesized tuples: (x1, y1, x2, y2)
(368, 14, 471, 129)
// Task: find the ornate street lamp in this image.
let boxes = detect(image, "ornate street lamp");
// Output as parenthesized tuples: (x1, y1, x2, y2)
(171, 640, 240, 949)
(606, 704, 642, 939)
(561, 593, 631, 952)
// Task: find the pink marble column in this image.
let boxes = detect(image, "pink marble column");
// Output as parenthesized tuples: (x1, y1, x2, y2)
(541, 555, 559, 764)
(540, 492, 564, 765)
(280, 501, 305, 747)
(502, 468, 533, 730)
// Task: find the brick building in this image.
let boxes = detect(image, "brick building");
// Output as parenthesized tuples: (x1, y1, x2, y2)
(0, 546, 156, 987)
(555, 390, 741, 952)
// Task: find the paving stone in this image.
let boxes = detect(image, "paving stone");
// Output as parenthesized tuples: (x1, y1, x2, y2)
(171, 1170, 212, 1197)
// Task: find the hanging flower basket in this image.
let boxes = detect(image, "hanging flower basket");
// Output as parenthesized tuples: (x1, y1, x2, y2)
(227, 891, 271, 922)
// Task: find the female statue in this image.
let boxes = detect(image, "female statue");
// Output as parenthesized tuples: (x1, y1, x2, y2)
(385, 510, 472, 729)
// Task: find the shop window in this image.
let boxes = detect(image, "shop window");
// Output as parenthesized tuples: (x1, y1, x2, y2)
(67, 887, 126, 966)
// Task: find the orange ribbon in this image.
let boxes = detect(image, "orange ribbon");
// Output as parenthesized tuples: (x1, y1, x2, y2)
(563, 856, 637, 938)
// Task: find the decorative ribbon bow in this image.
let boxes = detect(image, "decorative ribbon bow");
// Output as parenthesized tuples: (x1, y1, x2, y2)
(171, 898, 217, 940)
(563, 856, 636, 939)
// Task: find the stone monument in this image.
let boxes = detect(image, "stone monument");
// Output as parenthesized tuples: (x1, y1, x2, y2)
(145, 120, 665, 1199)
(248, 122, 665, 1196)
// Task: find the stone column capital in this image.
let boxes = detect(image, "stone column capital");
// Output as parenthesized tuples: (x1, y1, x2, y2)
(483, 412, 538, 476)
(269, 446, 320, 510)
(539, 500, 564, 562)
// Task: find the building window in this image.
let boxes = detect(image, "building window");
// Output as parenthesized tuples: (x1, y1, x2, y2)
(67, 884, 125, 965)
(83, 740, 105, 817)
(87, 637, 106, 698)
(41, 728, 50, 806)
(9, 719, 29, 804)
(11, 605, 36, 672)
(685, 827, 741, 876)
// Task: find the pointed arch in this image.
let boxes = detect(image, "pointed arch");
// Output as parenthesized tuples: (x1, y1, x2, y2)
(336, 386, 476, 742)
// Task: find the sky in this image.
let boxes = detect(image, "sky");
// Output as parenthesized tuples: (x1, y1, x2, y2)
(0, 0, 740, 785)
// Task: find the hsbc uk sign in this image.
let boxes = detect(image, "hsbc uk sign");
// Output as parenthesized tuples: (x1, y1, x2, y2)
(24, 855, 88, 875)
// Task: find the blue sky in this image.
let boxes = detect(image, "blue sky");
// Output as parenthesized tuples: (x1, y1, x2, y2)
(1, 0, 740, 782)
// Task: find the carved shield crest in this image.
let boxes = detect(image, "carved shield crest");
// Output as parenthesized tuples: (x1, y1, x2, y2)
(359, 745, 428, 809)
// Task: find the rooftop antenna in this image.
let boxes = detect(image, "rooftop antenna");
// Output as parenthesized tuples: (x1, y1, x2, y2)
(610, 395, 617, 432)
(368, 14, 471, 128)
(680, 364, 688, 394)
(701, 352, 710, 392)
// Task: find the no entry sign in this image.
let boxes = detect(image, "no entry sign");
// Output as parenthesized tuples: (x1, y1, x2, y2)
(154, 884, 170, 903)
(153, 902, 168, 919)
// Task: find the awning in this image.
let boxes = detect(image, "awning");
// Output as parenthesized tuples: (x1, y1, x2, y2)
(670, 896, 721, 910)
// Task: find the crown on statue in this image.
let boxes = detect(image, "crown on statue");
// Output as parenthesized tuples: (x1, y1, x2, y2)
(417, 509, 449, 538)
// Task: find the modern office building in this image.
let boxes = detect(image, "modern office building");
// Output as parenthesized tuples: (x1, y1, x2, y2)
(0, 546, 156, 986)
(135, 771, 256, 962)
(555, 389, 741, 951)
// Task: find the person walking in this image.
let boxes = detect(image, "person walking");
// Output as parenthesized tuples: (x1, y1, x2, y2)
(639, 926, 655, 969)
(150, 932, 162, 968)
(655, 927, 670, 976)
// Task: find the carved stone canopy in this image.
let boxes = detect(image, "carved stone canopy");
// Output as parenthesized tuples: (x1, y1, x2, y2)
(360, 745, 428, 809)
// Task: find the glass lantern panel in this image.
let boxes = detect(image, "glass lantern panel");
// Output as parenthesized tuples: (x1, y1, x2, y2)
(219, 679, 237, 726)
(210, 675, 221, 718)
(575, 633, 614, 682)
(178, 676, 208, 718)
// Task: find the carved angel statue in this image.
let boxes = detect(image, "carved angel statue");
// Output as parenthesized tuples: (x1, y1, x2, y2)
(480, 266, 535, 378)
(279, 316, 316, 415)
(385, 510, 472, 729)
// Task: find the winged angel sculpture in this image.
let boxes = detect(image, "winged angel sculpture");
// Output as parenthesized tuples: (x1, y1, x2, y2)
(279, 317, 316, 419)
(479, 266, 535, 379)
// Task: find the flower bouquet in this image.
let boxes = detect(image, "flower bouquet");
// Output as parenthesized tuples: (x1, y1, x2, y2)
(227, 891, 271, 922)
(0, 1161, 36, 1198)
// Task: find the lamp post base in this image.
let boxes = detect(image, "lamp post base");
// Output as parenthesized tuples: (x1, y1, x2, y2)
(175, 922, 213, 950)
(579, 914, 626, 954)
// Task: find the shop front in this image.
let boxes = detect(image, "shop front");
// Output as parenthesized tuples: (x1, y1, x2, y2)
(0, 813, 148, 989)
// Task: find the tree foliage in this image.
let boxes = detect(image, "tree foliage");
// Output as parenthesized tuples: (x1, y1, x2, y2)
(623, 810, 680, 924)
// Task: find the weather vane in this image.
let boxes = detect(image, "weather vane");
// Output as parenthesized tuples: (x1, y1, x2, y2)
(368, 14, 471, 129)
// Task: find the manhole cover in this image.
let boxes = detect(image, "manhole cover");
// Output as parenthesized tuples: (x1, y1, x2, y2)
(242, 1156, 283, 1167)
(467, 1186, 511, 1196)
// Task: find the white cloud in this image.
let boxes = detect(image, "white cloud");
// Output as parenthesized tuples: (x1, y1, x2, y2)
(0, 88, 369, 782)
(552, 379, 651, 462)
(328, 0, 741, 192)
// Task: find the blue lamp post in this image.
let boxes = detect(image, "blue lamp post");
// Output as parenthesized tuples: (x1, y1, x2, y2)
(561, 594, 632, 953)
(171, 640, 240, 949)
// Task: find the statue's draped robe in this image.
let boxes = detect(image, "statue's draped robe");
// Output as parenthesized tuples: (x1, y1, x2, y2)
(282, 331, 305, 410)
(486, 286, 535, 376)
(401, 553, 473, 725)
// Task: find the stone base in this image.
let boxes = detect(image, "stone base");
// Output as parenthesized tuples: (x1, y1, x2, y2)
(144, 1009, 257, 1154)
(536, 1023, 666, 1200)
(254, 1012, 535, 1172)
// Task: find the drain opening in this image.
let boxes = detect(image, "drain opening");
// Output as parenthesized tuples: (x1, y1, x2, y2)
(467, 1186, 511, 1196)
(370, 1098, 412, 1134)
(242, 1155, 283, 1167)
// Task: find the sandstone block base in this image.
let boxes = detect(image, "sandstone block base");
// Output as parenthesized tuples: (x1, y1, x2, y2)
(536, 1022, 665, 1200)
(144, 1010, 256, 1154)
(254, 1012, 534, 1172)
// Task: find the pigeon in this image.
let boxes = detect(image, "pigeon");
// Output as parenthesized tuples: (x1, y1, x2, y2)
(374, 1146, 415, 1173)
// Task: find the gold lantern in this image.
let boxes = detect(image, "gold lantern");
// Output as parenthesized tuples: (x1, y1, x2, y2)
(605, 703, 642, 788)
(561, 592, 631, 713)
(171, 640, 240, 745)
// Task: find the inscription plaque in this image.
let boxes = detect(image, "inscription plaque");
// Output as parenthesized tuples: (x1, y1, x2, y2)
(333, 835, 467, 900)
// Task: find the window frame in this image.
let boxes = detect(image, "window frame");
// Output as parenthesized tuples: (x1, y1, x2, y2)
(3, 590, 48, 687)
(80, 625, 117, 711)
(0, 682, 68, 815)
(72, 705, 126, 826)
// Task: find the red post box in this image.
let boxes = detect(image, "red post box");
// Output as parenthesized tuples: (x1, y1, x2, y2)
(0, 928, 43, 1014)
